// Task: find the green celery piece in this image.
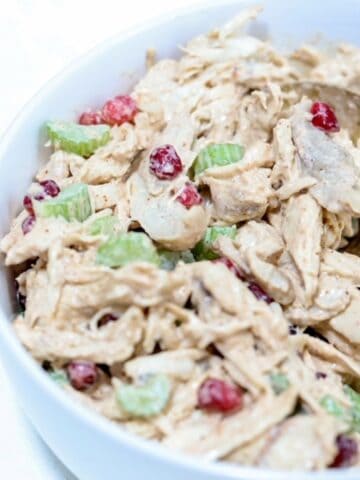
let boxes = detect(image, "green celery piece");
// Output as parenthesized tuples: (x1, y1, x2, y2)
(320, 395, 346, 418)
(193, 143, 245, 177)
(96, 232, 160, 268)
(49, 370, 69, 387)
(180, 250, 195, 264)
(344, 385, 360, 408)
(321, 389, 360, 432)
(192, 225, 237, 261)
(35, 183, 92, 222)
(350, 407, 360, 433)
(344, 386, 360, 432)
(88, 215, 119, 237)
(117, 375, 171, 418)
(269, 373, 290, 395)
(47, 121, 111, 157)
(158, 249, 195, 271)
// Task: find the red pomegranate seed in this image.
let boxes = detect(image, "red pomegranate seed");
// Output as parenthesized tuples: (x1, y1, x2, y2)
(40, 180, 60, 197)
(176, 182, 202, 209)
(23, 195, 34, 215)
(66, 360, 99, 391)
(22, 215, 36, 235)
(198, 378, 243, 413)
(98, 313, 118, 328)
(311, 102, 340, 133)
(101, 95, 138, 126)
(330, 435, 358, 468)
(149, 144, 183, 180)
(79, 111, 103, 125)
(248, 282, 273, 304)
(214, 257, 246, 280)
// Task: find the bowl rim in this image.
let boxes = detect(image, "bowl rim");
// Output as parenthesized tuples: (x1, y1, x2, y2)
(0, 1, 359, 478)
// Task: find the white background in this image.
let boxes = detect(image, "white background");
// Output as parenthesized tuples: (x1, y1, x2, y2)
(0, 1, 194, 478)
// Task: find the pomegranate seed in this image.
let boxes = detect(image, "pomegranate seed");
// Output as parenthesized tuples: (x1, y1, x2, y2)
(311, 102, 340, 133)
(40, 180, 60, 197)
(214, 257, 246, 280)
(23, 195, 34, 215)
(248, 282, 273, 304)
(79, 111, 103, 125)
(330, 435, 358, 468)
(22, 215, 36, 235)
(101, 95, 138, 126)
(66, 360, 99, 391)
(149, 145, 183, 180)
(198, 378, 243, 413)
(176, 182, 202, 209)
(98, 313, 118, 328)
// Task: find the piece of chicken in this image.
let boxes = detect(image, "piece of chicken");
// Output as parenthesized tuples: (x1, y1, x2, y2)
(291, 99, 360, 215)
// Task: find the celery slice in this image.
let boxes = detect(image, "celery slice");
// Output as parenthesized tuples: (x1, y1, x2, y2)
(269, 373, 290, 395)
(49, 370, 69, 387)
(320, 395, 346, 418)
(351, 408, 360, 433)
(344, 386, 360, 409)
(96, 232, 160, 268)
(117, 375, 171, 418)
(193, 143, 244, 176)
(158, 249, 194, 271)
(320, 389, 360, 432)
(47, 121, 111, 157)
(344, 386, 360, 432)
(193, 225, 237, 261)
(35, 183, 92, 222)
(88, 215, 118, 237)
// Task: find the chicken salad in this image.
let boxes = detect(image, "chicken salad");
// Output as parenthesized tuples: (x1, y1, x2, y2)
(2, 6, 360, 471)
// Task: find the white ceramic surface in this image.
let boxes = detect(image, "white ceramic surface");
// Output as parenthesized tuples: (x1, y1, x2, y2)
(0, 1, 360, 479)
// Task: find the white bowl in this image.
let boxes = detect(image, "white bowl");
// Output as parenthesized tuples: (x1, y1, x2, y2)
(1, 1, 360, 479)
